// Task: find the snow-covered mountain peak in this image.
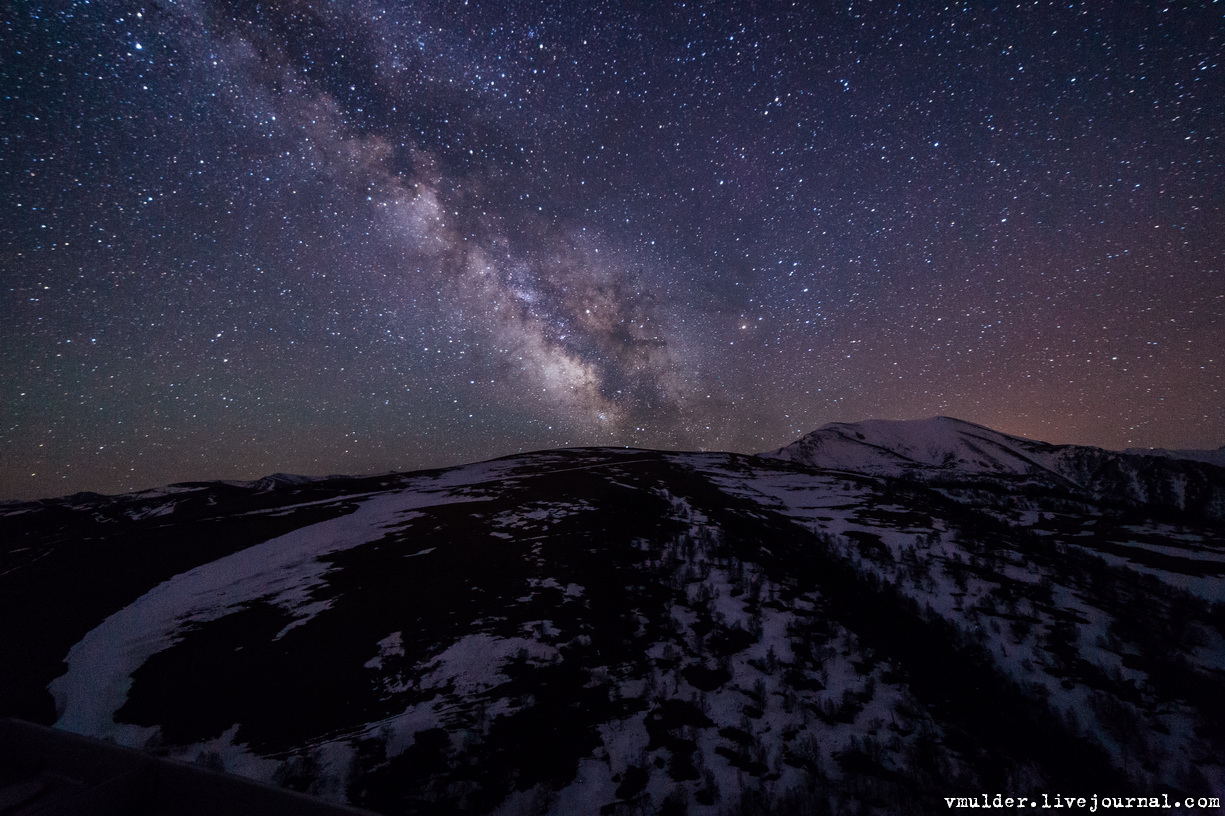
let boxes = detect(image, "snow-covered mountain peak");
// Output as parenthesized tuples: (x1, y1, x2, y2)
(761, 417, 1225, 520)
(761, 416, 1052, 477)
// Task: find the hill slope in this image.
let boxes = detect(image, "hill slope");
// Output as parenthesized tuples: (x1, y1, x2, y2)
(2, 428, 1224, 813)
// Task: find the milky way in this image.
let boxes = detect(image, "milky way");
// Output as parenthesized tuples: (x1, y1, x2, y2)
(2, 1, 1222, 499)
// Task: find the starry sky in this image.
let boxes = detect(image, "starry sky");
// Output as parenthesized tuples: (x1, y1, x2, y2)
(2, 0, 1222, 500)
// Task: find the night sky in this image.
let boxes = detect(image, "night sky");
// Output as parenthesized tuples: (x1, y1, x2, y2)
(3, 1, 1222, 500)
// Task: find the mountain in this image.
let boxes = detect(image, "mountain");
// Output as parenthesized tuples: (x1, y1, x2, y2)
(763, 416, 1225, 521)
(760, 416, 1054, 476)
(2, 423, 1224, 814)
(1125, 445, 1225, 469)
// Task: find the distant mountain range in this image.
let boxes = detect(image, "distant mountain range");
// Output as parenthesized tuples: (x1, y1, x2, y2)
(2, 419, 1223, 814)
(1123, 445, 1225, 469)
(763, 416, 1225, 520)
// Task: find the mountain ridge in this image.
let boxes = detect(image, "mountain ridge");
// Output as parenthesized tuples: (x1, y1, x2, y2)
(2, 421, 1223, 813)
(5, 417, 1222, 509)
(762, 416, 1225, 521)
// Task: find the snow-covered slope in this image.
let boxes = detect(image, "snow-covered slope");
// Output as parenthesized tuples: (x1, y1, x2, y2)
(763, 417, 1225, 519)
(760, 417, 1057, 476)
(3, 428, 1224, 814)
